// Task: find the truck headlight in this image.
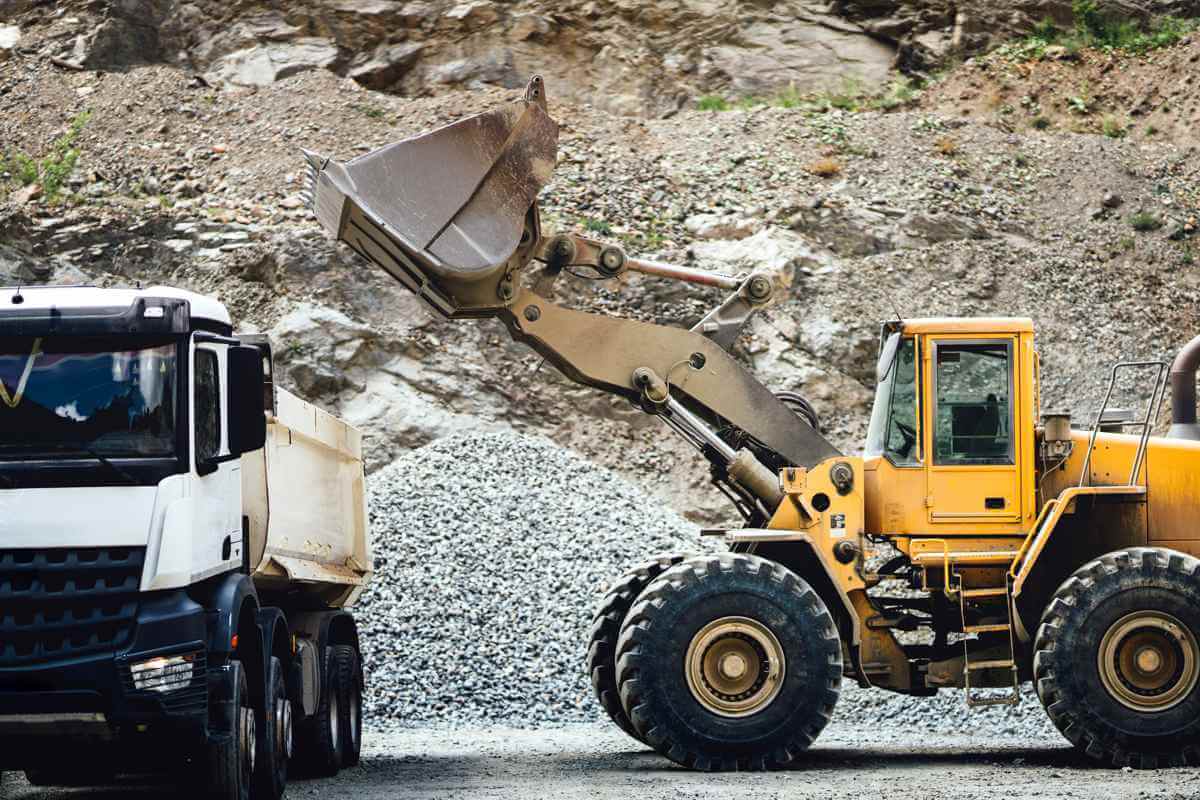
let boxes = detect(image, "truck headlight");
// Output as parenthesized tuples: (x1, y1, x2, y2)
(130, 653, 196, 693)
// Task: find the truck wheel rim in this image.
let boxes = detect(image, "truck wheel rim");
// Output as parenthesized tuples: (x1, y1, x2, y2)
(1098, 611, 1199, 712)
(685, 616, 785, 718)
(241, 704, 256, 778)
(279, 697, 294, 760)
(350, 685, 361, 750)
(329, 690, 339, 751)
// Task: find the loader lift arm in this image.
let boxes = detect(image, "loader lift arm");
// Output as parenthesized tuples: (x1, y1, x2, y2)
(303, 76, 839, 520)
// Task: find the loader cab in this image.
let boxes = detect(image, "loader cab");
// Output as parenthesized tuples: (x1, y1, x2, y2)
(863, 318, 1038, 538)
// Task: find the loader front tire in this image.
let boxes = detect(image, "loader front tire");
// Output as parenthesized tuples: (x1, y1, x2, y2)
(1034, 547, 1200, 768)
(587, 553, 687, 742)
(614, 553, 841, 771)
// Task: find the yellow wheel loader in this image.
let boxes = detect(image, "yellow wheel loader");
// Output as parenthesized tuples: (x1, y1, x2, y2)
(304, 77, 1200, 770)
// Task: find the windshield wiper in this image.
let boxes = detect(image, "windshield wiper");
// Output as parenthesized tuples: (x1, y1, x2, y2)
(38, 443, 141, 485)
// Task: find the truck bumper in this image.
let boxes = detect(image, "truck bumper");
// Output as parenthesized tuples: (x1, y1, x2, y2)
(0, 589, 212, 770)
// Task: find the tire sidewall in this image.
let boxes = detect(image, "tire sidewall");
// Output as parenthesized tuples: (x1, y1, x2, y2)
(631, 560, 839, 757)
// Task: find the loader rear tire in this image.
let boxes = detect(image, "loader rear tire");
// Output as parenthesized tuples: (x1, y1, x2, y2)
(587, 553, 687, 743)
(614, 553, 841, 771)
(1034, 547, 1200, 768)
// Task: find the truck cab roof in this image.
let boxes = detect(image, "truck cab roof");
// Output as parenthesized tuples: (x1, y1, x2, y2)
(0, 285, 232, 335)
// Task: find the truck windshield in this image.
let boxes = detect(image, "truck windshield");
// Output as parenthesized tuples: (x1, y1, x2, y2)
(0, 336, 178, 458)
(864, 333, 921, 465)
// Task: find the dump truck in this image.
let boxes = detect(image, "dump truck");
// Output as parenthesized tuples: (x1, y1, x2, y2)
(305, 76, 1200, 770)
(0, 285, 372, 798)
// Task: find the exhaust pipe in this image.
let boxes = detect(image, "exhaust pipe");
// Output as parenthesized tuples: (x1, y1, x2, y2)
(1168, 334, 1200, 440)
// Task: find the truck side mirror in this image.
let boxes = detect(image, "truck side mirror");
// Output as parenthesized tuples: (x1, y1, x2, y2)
(228, 346, 267, 455)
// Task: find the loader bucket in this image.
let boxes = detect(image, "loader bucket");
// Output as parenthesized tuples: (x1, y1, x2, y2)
(304, 76, 558, 314)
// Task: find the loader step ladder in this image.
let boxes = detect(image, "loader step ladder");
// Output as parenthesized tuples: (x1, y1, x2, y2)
(957, 573, 1020, 707)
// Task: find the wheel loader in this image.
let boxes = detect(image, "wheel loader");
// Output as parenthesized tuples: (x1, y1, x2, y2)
(304, 76, 1200, 770)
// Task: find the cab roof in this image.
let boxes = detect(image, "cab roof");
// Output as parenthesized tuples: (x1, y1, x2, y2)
(0, 285, 231, 327)
(899, 317, 1034, 335)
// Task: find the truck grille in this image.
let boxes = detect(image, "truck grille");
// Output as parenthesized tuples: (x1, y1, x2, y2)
(0, 547, 144, 667)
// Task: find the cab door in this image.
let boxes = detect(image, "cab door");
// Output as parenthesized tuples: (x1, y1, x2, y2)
(925, 336, 1023, 525)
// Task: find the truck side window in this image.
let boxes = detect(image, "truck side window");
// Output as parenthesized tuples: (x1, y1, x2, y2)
(934, 342, 1012, 465)
(195, 349, 221, 464)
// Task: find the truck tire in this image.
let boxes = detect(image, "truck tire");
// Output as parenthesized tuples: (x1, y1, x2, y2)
(294, 646, 343, 776)
(202, 659, 255, 800)
(614, 553, 842, 771)
(253, 656, 291, 799)
(1034, 547, 1200, 768)
(586, 553, 687, 742)
(334, 645, 364, 768)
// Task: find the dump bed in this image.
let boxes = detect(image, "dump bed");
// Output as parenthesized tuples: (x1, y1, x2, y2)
(241, 387, 372, 607)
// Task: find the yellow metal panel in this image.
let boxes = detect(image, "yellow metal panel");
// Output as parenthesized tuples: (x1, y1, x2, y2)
(900, 317, 1034, 335)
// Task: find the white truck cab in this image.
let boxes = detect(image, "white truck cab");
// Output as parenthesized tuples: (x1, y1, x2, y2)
(0, 285, 372, 799)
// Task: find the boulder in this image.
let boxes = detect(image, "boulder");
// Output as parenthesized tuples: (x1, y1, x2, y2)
(508, 13, 553, 41)
(204, 38, 339, 87)
(692, 228, 834, 278)
(348, 42, 424, 89)
(442, 1, 501, 30)
(684, 213, 760, 241)
(68, 0, 170, 68)
(269, 302, 378, 397)
(427, 50, 519, 87)
(0, 25, 19, 57)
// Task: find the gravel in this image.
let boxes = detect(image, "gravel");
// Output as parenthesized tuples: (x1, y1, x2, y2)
(357, 430, 704, 729)
(357, 430, 1058, 741)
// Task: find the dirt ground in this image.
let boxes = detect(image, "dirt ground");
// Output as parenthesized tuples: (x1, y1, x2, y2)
(3, 722, 1200, 799)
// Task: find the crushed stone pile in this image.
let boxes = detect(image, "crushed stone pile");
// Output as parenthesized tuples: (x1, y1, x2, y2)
(358, 431, 705, 728)
(359, 431, 1057, 740)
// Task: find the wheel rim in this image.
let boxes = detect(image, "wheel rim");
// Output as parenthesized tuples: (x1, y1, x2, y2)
(328, 688, 339, 751)
(241, 702, 256, 780)
(349, 681, 361, 750)
(279, 696, 294, 761)
(1098, 610, 1200, 712)
(685, 616, 785, 718)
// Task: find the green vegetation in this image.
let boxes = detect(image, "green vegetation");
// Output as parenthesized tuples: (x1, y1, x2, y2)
(356, 104, 387, 119)
(1182, 245, 1195, 266)
(697, 95, 730, 112)
(1101, 116, 1126, 138)
(1, 111, 91, 202)
(1130, 211, 1162, 232)
(1031, 116, 1052, 130)
(583, 217, 613, 236)
(690, 76, 923, 117)
(1006, 3, 1197, 61)
(1146, 124, 1160, 136)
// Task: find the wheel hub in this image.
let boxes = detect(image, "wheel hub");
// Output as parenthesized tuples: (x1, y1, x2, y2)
(1098, 611, 1199, 712)
(685, 616, 785, 718)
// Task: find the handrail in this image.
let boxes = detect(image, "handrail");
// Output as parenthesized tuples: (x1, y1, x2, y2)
(1078, 360, 1167, 489)
(1009, 498, 1060, 579)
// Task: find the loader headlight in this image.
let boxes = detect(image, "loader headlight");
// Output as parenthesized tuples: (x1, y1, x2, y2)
(130, 653, 196, 693)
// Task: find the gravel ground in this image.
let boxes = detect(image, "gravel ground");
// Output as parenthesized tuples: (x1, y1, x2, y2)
(357, 430, 1059, 740)
(8, 722, 1200, 800)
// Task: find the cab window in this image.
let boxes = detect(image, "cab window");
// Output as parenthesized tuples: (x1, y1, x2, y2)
(195, 349, 221, 464)
(933, 342, 1013, 465)
(865, 335, 921, 466)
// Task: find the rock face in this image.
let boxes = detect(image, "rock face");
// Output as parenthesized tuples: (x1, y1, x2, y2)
(9, 0, 1198, 113)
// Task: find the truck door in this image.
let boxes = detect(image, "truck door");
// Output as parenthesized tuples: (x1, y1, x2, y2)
(926, 336, 1022, 525)
(192, 341, 243, 573)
